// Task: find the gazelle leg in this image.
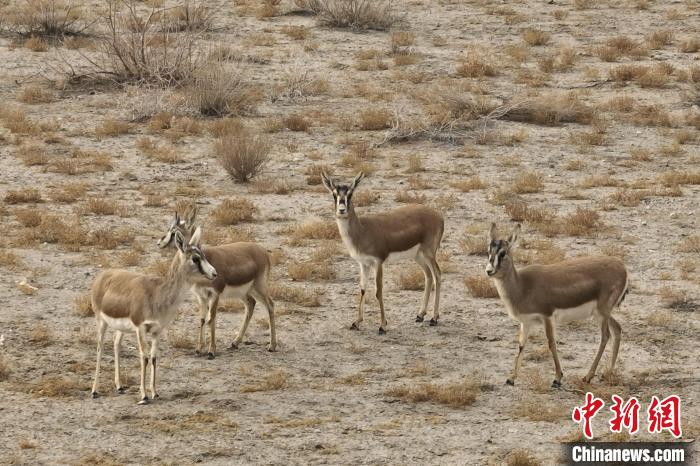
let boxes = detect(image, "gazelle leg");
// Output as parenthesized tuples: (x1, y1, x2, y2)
(507, 322, 531, 386)
(91, 319, 108, 398)
(544, 318, 564, 388)
(136, 327, 149, 405)
(414, 258, 432, 323)
(584, 314, 611, 383)
(352, 263, 370, 330)
(195, 293, 208, 355)
(260, 293, 277, 352)
(607, 316, 622, 378)
(149, 337, 159, 399)
(232, 296, 255, 349)
(427, 258, 441, 325)
(113, 330, 125, 393)
(376, 262, 387, 334)
(206, 294, 220, 359)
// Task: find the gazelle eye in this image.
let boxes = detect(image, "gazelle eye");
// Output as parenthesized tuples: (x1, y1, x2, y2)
(192, 256, 200, 264)
(498, 251, 506, 259)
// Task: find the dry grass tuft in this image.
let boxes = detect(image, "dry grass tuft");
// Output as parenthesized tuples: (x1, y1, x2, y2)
(397, 266, 425, 290)
(211, 198, 256, 226)
(386, 378, 481, 408)
(74, 293, 93, 318)
(677, 236, 700, 254)
(465, 275, 498, 298)
(270, 284, 321, 307)
(29, 375, 83, 398)
(95, 118, 131, 137)
(4, 0, 90, 38)
(0, 355, 10, 381)
(678, 37, 700, 53)
(241, 370, 288, 392)
(522, 29, 550, 46)
(213, 126, 270, 182)
(512, 172, 544, 194)
(504, 449, 543, 466)
(359, 108, 392, 130)
(4, 188, 42, 204)
(17, 85, 54, 104)
(0, 250, 23, 269)
(456, 50, 497, 78)
(29, 324, 51, 345)
(312, 0, 401, 31)
(187, 65, 260, 116)
(563, 208, 600, 236)
(499, 93, 593, 126)
(289, 220, 339, 243)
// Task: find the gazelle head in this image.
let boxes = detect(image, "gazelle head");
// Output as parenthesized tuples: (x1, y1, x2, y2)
(486, 223, 520, 278)
(321, 172, 364, 219)
(158, 207, 197, 249)
(173, 226, 217, 281)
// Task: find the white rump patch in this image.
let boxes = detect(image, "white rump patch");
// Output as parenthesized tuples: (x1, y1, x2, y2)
(554, 301, 597, 324)
(101, 315, 136, 333)
(386, 244, 421, 264)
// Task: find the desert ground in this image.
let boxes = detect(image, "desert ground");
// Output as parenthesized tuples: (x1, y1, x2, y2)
(0, 0, 698, 464)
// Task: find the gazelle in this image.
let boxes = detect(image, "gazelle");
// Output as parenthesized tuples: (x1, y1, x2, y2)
(321, 172, 444, 334)
(158, 207, 277, 358)
(486, 223, 628, 388)
(91, 227, 217, 404)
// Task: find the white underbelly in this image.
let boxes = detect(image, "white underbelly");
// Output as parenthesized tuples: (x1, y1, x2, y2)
(385, 244, 421, 264)
(220, 280, 254, 300)
(100, 315, 137, 333)
(554, 301, 597, 324)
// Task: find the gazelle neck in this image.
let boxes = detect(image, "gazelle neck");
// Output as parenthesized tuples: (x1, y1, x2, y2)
(493, 260, 522, 315)
(154, 253, 190, 319)
(336, 205, 363, 238)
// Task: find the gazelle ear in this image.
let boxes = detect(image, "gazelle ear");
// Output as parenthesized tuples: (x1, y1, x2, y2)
(188, 226, 202, 247)
(174, 230, 186, 252)
(349, 172, 364, 193)
(488, 222, 498, 243)
(173, 211, 181, 227)
(185, 205, 197, 228)
(507, 224, 521, 249)
(321, 172, 334, 193)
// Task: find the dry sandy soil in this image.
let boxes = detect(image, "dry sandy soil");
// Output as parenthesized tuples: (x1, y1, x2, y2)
(0, 0, 698, 464)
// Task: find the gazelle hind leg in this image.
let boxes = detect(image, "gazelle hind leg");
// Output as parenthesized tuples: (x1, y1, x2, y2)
(114, 330, 124, 393)
(251, 285, 277, 352)
(136, 327, 149, 405)
(352, 263, 370, 330)
(206, 294, 220, 359)
(91, 319, 108, 398)
(149, 337, 159, 399)
(414, 255, 432, 323)
(195, 293, 208, 355)
(426, 257, 441, 325)
(584, 311, 611, 383)
(507, 322, 531, 385)
(607, 316, 622, 377)
(232, 296, 255, 349)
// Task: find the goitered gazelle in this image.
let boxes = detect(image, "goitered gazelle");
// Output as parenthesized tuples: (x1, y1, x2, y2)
(322, 172, 444, 334)
(91, 227, 217, 404)
(158, 207, 277, 358)
(486, 223, 628, 388)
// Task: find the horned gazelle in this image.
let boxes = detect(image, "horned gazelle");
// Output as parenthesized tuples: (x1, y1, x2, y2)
(486, 223, 628, 388)
(91, 227, 217, 404)
(322, 172, 444, 334)
(158, 207, 277, 358)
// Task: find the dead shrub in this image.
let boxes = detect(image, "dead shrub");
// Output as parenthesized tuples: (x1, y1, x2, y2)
(211, 198, 256, 226)
(213, 127, 270, 182)
(499, 93, 593, 126)
(4, 0, 91, 38)
(312, 0, 401, 31)
(605, 35, 648, 58)
(187, 65, 260, 116)
(465, 275, 498, 298)
(512, 172, 544, 194)
(563, 207, 599, 236)
(456, 51, 497, 78)
(161, 1, 214, 33)
(283, 113, 311, 132)
(359, 108, 392, 130)
(522, 29, 550, 46)
(386, 379, 481, 408)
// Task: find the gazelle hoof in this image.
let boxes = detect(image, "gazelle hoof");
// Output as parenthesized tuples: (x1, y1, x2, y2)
(429, 318, 438, 326)
(153, 393, 160, 399)
(195, 349, 202, 356)
(207, 352, 215, 360)
(230, 342, 239, 350)
(350, 322, 359, 331)
(116, 387, 126, 394)
(268, 345, 276, 352)
(415, 315, 424, 323)
(552, 380, 562, 389)
(91, 391, 100, 399)
(138, 397, 149, 405)
(378, 327, 386, 335)
(505, 379, 515, 386)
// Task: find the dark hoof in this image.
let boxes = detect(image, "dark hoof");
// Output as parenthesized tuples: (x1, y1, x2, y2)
(195, 349, 202, 356)
(505, 379, 514, 386)
(91, 391, 99, 399)
(230, 342, 239, 350)
(207, 352, 215, 360)
(429, 318, 438, 326)
(350, 322, 359, 331)
(138, 397, 150, 405)
(153, 393, 160, 399)
(415, 315, 424, 323)
(116, 387, 126, 394)
(552, 380, 562, 389)
(378, 327, 386, 335)
(268, 345, 276, 352)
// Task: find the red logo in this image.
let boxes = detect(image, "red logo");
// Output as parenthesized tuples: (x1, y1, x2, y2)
(609, 395, 640, 435)
(572, 392, 605, 439)
(647, 395, 682, 438)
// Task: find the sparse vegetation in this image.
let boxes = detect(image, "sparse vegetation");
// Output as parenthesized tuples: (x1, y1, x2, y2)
(311, 0, 401, 31)
(214, 126, 271, 182)
(211, 198, 256, 225)
(465, 275, 498, 298)
(386, 379, 481, 408)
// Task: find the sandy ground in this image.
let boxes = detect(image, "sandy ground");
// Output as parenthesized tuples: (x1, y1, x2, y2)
(0, 0, 698, 464)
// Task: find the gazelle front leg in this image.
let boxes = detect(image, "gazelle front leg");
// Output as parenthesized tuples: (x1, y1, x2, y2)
(427, 258, 441, 326)
(544, 318, 563, 388)
(232, 296, 255, 349)
(351, 263, 370, 330)
(195, 293, 208, 356)
(136, 327, 149, 405)
(91, 319, 108, 398)
(414, 260, 432, 323)
(149, 337, 159, 399)
(506, 322, 531, 386)
(206, 294, 220, 359)
(584, 313, 611, 384)
(376, 262, 387, 334)
(114, 330, 125, 393)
